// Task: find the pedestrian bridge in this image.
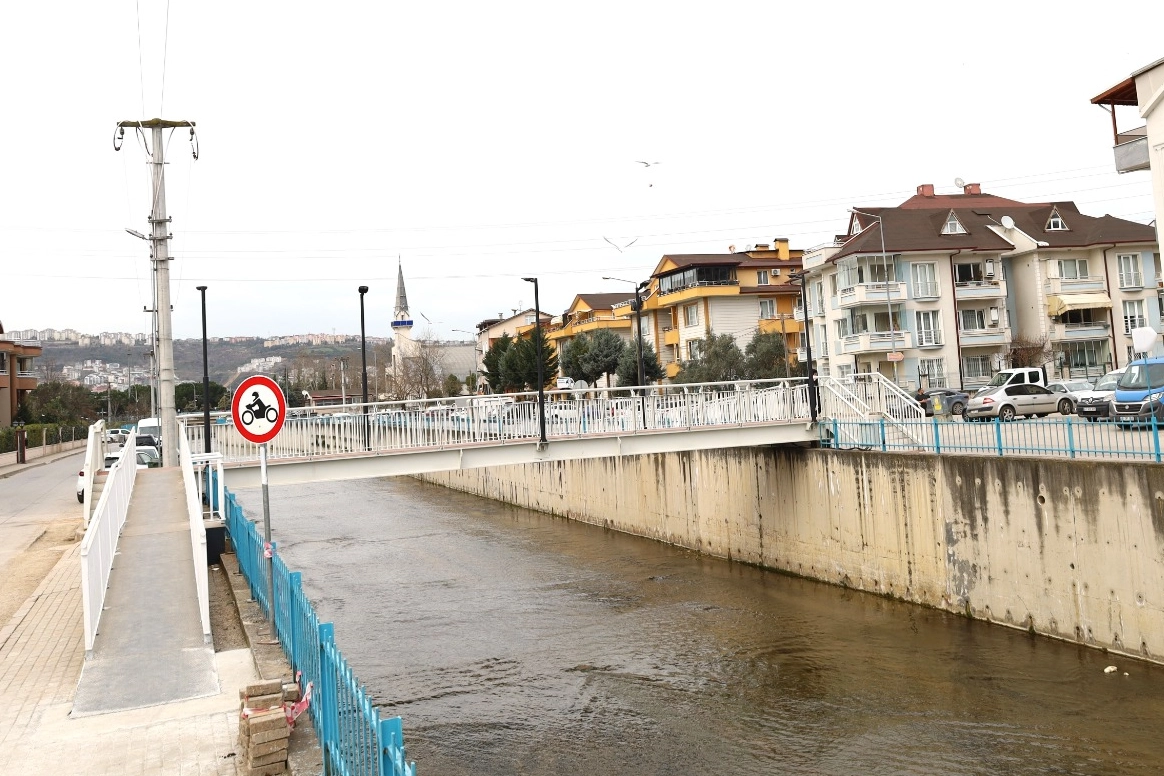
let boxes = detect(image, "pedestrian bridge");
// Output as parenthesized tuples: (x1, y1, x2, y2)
(185, 375, 924, 488)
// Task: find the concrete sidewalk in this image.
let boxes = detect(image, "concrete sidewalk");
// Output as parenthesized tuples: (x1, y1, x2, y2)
(0, 445, 85, 481)
(0, 538, 256, 775)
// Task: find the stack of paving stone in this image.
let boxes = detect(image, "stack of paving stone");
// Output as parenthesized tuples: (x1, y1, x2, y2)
(237, 678, 295, 775)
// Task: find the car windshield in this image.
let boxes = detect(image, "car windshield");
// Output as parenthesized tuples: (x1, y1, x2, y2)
(1118, 363, 1164, 390)
(1095, 374, 1121, 391)
(984, 372, 1015, 387)
(1065, 381, 1093, 391)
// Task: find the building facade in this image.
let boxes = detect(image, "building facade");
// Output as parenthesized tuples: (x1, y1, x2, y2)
(0, 322, 42, 426)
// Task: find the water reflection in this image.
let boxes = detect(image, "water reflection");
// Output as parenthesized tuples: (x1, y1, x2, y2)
(237, 476, 1164, 775)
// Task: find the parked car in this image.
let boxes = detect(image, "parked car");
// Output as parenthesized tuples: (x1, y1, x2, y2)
(965, 383, 1060, 421)
(1073, 369, 1125, 421)
(546, 401, 582, 422)
(916, 388, 968, 417)
(1045, 380, 1095, 415)
(979, 367, 1048, 390)
(1112, 358, 1164, 427)
(135, 447, 162, 468)
(124, 433, 161, 452)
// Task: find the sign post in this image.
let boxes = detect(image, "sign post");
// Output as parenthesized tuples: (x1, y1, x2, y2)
(231, 375, 287, 625)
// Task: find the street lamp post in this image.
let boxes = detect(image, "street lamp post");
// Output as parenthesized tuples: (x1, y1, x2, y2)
(521, 277, 548, 447)
(604, 275, 651, 429)
(197, 286, 212, 453)
(790, 271, 818, 422)
(358, 285, 369, 449)
(850, 208, 899, 384)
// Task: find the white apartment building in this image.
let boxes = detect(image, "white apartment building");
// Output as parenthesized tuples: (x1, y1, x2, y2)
(801, 184, 1159, 390)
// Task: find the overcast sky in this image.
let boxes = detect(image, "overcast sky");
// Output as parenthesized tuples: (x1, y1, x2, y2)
(2, 2, 1162, 341)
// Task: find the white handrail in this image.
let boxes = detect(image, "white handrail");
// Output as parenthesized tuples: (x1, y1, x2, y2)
(79, 434, 136, 656)
(80, 420, 105, 528)
(179, 434, 212, 644)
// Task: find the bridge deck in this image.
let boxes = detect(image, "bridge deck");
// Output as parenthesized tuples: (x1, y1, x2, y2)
(72, 468, 218, 715)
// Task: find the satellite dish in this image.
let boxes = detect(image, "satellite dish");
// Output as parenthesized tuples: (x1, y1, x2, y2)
(573, 379, 589, 390)
(954, 177, 965, 188)
(1000, 215, 1015, 230)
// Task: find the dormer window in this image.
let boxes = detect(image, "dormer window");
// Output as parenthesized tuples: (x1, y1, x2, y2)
(1046, 210, 1068, 231)
(850, 219, 862, 235)
(941, 211, 966, 235)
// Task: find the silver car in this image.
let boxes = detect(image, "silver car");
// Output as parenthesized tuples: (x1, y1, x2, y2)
(1045, 380, 1094, 415)
(965, 383, 1060, 421)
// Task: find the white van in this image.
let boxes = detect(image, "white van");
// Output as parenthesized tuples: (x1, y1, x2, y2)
(137, 417, 162, 440)
(977, 367, 1047, 392)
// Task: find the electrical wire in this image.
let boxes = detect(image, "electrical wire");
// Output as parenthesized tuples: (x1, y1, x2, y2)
(134, 0, 146, 116)
(159, 0, 171, 114)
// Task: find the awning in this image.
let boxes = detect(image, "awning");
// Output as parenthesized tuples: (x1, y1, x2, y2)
(1046, 293, 1113, 317)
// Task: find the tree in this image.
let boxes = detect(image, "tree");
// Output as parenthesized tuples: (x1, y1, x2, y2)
(482, 334, 513, 392)
(499, 330, 559, 391)
(1006, 335, 1051, 368)
(742, 331, 794, 379)
(386, 336, 446, 400)
(615, 340, 665, 386)
(443, 373, 464, 397)
(175, 381, 228, 412)
(16, 381, 100, 424)
(672, 331, 745, 383)
(580, 329, 625, 387)
(464, 372, 478, 393)
(559, 334, 591, 383)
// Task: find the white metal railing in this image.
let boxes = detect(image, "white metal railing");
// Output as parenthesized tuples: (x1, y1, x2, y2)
(178, 434, 213, 644)
(913, 281, 940, 298)
(916, 329, 943, 346)
(80, 420, 106, 527)
(79, 434, 137, 655)
(16, 370, 36, 378)
(1119, 271, 1143, 289)
(827, 373, 925, 422)
(184, 379, 813, 465)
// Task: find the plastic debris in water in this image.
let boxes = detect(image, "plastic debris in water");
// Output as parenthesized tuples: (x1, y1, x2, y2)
(1104, 665, 1118, 674)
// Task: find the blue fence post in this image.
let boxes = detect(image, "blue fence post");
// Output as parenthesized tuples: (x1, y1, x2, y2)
(318, 622, 337, 769)
(1066, 416, 1076, 459)
(879, 417, 886, 452)
(994, 416, 1004, 457)
(831, 418, 839, 448)
(380, 716, 405, 776)
(287, 570, 301, 668)
(932, 416, 941, 455)
(1154, 413, 1161, 464)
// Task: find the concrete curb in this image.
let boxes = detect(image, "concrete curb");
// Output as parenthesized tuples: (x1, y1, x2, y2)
(0, 447, 85, 480)
(221, 552, 323, 775)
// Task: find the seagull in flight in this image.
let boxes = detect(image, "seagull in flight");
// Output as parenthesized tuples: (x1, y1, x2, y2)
(635, 161, 661, 167)
(603, 236, 638, 253)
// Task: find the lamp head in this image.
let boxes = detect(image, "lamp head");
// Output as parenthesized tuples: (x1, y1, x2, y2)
(521, 277, 536, 283)
(196, 285, 207, 292)
(358, 285, 369, 294)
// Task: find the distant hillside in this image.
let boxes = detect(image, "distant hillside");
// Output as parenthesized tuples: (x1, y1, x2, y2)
(39, 339, 376, 386)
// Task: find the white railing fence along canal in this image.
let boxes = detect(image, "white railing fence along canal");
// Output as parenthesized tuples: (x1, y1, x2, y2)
(79, 434, 137, 656)
(178, 434, 213, 644)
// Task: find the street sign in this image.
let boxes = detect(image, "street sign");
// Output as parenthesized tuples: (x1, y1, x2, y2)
(887, 351, 905, 363)
(231, 375, 287, 445)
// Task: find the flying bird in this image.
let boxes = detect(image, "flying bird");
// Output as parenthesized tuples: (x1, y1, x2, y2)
(635, 161, 661, 167)
(603, 236, 639, 253)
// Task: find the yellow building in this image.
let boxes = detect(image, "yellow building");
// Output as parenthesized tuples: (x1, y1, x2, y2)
(620, 239, 804, 378)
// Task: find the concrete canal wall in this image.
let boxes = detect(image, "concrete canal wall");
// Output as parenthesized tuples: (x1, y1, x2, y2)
(419, 448, 1164, 664)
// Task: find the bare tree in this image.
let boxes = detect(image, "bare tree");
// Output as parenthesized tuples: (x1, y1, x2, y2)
(1005, 335, 1051, 368)
(386, 329, 447, 400)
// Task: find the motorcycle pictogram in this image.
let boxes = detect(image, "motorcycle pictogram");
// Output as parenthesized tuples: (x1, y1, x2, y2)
(240, 391, 279, 426)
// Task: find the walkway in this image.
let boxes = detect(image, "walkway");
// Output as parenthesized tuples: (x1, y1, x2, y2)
(0, 534, 253, 774)
(74, 467, 218, 715)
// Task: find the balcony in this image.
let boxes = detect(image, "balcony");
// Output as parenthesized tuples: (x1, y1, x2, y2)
(1050, 321, 1111, 342)
(958, 327, 1011, 347)
(664, 362, 681, 378)
(915, 330, 944, 348)
(792, 305, 806, 322)
(1118, 271, 1144, 290)
(758, 317, 802, 335)
(954, 279, 1006, 301)
(1114, 128, 1149, 174)
(838, 282, 906, 309)
(663, 327, 679, 346)
(1045, 276, 1107, 295)
(840, 330, 912, 354)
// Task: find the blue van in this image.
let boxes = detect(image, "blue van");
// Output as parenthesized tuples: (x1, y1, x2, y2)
(1111, 357, 1164, 426)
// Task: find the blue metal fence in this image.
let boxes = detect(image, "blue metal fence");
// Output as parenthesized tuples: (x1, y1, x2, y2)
(822, 415, 1164, 462)
(226, 490, 417, 776)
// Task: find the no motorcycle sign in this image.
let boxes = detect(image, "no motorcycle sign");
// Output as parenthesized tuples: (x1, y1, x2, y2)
(231, 375, 287, 445)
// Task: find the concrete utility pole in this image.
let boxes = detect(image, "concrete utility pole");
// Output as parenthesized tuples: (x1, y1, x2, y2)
(116, 119, 196, 467)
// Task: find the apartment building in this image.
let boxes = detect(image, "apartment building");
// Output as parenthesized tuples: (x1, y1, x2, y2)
(625, 239, 804, 378)
(546, 292, 634, 381)
(800, 183, 1159, 390)
(0, 322, 42, 426)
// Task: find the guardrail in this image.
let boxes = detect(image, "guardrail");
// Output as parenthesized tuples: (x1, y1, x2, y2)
(81, 420, 105, 527)
(226, 489, 416, 776)
(822, 415, 1164, 461)
(178, 434, 213, 644)
(79, 434, 137, 656)
(185, 379, 811, 465)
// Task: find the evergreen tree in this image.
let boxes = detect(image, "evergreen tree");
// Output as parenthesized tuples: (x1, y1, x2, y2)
(482, 334, 513, 392)
(742, 331, 793, 379)
(559, 333, 592, 383)
(672, 331, 745, 383)
(615, 340, 665, 386)
(442, 373, 464, 397)
(499, 330, 559, 391)
(580, 329, 625, 387)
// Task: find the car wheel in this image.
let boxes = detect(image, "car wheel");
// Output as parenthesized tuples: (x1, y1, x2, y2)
(999, 405, 1016, 422)
(1057, 399, 1072, 415)
(949, 401, 964, 416)
(1035, 413, 1049, 418)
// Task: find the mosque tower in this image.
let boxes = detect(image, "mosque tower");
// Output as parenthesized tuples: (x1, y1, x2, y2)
(391, 261, 415, 373)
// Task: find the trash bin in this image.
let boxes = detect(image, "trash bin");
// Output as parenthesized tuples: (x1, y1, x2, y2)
(932, 393, 953, 419)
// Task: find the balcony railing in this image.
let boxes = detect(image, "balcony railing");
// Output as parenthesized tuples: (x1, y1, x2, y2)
(841, 330, 913, 354)
(838, 282, 906, 309)
(16, 370, 36, 378)
(915, 330, 944, 347)
(1119, 271, 1144, 290)
(1114, 130, 1149, 174)
(1051, 320, 1111, 341)
(913, 281, 940, 299)
(954, 279, 1006, 301)
(793, 305, 806, 322)
(958, 326, 1012, 346)
(1045, 275, 1107, 295)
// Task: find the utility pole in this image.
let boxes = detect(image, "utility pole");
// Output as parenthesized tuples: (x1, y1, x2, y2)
(116, 118, 197, 467)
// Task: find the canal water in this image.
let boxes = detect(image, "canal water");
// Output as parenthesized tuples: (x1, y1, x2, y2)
(237, 476, 1164, 775)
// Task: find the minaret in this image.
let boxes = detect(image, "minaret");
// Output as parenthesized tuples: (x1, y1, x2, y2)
(391, 260, 415, 373)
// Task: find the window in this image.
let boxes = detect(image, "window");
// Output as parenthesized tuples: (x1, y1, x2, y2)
(919, 358, 947, 388)
(1118, 253, 1143, 289)
(963, 355, 992, 380)
(837, 317, 851, 338)
(954, 263, 983, 283)
(829, 274, 838, 298)
(687, 340, 703, 360)
(872, 311, 900, 332)
(1063, 340, 1105, 369)
(683, 303, 699, 327)
(1046, 210, 1067, 231)
(1123, 299, 1146, 334)
(960, 308, 986, 331)
(1059, 309, 1101, 326)
(637, 316, 651, 336)
(759, 299, 775, 319)
(837, 364, 855, 378)
(756, 270, 770, 285)
(659, 265, 736, 294)
(1057, 258, 1089, 279)
(942, 211, 966, 235)
(912, 263, 939, 298)
(915, 310, 942, 346)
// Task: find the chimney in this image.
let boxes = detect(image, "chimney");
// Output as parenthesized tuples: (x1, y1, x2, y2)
(728, 244, 737, 253)
(963, 182, 981, 195)
(775, 237, 790, 260)
(917, 184, 935, 197)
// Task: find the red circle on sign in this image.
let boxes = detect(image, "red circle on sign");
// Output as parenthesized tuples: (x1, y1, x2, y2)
(231, 375, 287, 444)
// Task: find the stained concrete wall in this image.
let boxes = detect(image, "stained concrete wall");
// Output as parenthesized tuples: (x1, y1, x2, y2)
(419, 448, 1164, 664)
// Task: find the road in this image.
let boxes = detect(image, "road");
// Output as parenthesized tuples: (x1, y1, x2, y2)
(0, 452, 84, 589)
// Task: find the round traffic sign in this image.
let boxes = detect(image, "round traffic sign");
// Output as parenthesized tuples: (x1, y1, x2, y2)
(231, 375, 287, 444)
